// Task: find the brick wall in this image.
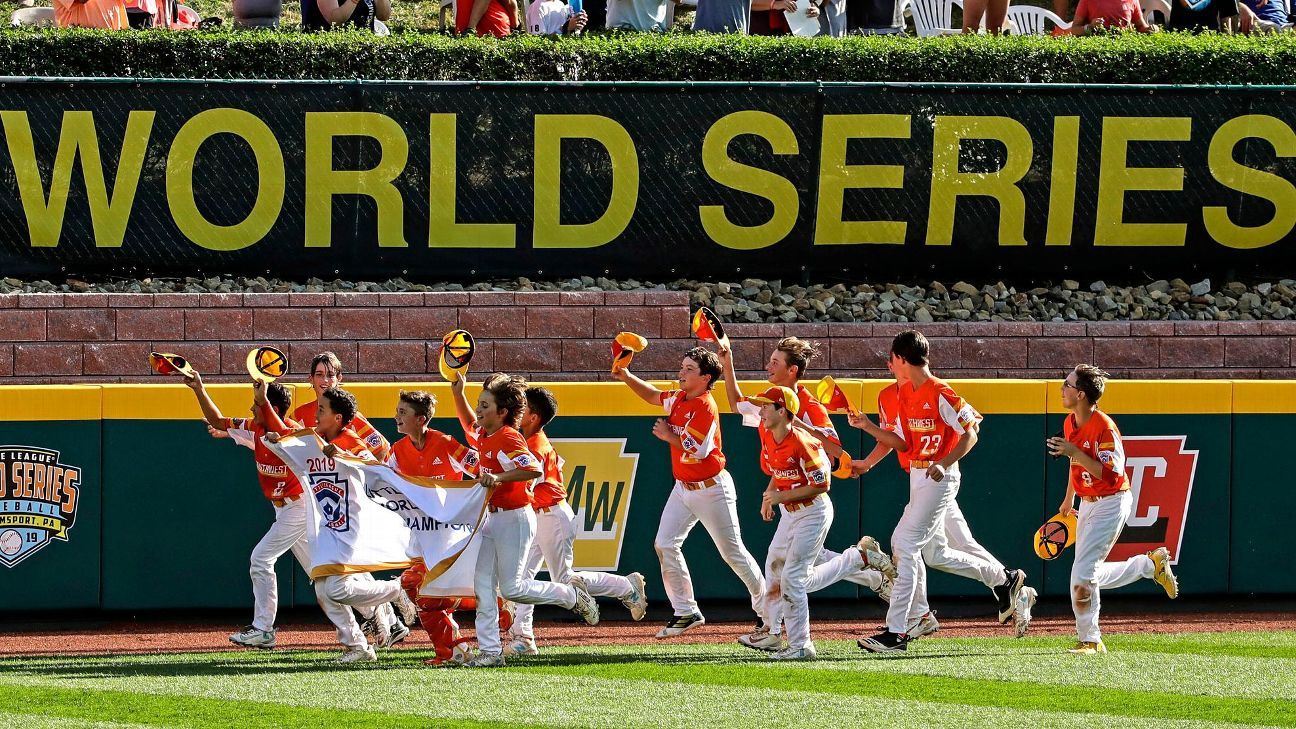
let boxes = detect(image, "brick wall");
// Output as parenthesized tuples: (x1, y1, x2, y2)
(1, 291, 1294, 383)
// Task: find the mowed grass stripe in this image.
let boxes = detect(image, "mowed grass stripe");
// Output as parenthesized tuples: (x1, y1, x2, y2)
(0, 683, 512, 729)
(524, 656, 1296, 726)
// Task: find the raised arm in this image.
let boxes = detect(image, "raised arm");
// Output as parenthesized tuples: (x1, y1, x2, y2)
(716, 341, 745, 415)
(183, 372, 226, 431)
(612, 366, 665, 406)
(449, 375, 478, 437)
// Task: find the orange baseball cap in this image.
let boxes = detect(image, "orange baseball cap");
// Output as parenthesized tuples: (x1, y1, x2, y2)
(746, 386, 800, 416)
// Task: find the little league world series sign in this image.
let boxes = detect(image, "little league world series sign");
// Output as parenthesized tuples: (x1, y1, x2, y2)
(0, 80, 1292, 281)
(0, 446, 81, 568)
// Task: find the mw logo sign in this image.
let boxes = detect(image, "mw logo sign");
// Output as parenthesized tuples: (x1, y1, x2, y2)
(553, 439, 639, 572)
(1110, 436, 1199, 565)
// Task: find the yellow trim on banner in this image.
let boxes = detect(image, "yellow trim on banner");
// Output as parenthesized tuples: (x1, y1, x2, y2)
(1232, 381, 1296, 414)
(1044, 379, 1233, 414)
(0, 386, 101, 421)
(310, 561, 414, 579)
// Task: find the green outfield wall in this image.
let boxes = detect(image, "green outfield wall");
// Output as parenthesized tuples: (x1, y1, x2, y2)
(0, 380, 1285, 612)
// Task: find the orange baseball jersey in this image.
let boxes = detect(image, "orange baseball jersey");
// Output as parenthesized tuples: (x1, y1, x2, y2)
(896, 376, 982, 468)
(877, 383, 911, 471)
(794, 383, 840, 446)
(527, 430, 567, 509)
(328, 428, 376, 460)
(1063, 410, 1130, 498)
(658, 389, 726, 482)
(759, 427, 831, 508)
(474, 425, 541, 510)
(386, 430, 479, 480)
(293, 400, 391, 462)
(223, 417, 305, 501)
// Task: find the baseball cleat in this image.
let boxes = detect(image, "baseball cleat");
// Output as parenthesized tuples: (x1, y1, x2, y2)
(907, 611, 940, 640)
(393, 593, 419, 627)
(373, 603, 395, 647)
(621, 572, 649, 621)
(337, 645, 377, 663)
(229, 625, 276, 650)
(857, 536, 898, 579)
(464, 652, 506, 668)
(656, 613, 705, 639)
(383, 618, 411, 648)
(770, 644, 817, 661)
(1067, 640, 1107, 655)
(503, 635, 539, 657)
(569, 575, 601, 626)
(875, 572, 894, 603)
(1013, 587, 1038, 638)
(498, 598, 517, 634)
(738, 629, 785, 652)
(1149, 547, 1179, 599)
(444, 641, 478, 666)
(993, 568, 1026, 624)
(858, 630, 909, 653)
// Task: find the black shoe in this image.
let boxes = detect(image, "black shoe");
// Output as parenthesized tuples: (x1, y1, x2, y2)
(994, 569, 1025, 624)
(656, 613, 705, 638)
(858, 630, 909, 653)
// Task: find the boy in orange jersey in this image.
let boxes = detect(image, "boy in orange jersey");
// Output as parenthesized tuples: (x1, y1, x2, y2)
(719, 336, 841, 448)
(265, 386, 416, 663)
(183, 372, 356, 653)
(505, 385, 649, 657)
(1049, 365, 1179, 655)
(448, 373, 600, 667)
(381, 389, 516, 666)
(745, 386, 891, 661)
(859, 331, 1033, 654)
(848, 343, 1034, 642)
(294, 352, 390, 462)
(614, 347, 767, 638)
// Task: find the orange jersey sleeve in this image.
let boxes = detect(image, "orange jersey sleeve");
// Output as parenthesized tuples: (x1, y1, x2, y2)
(659, 390, 726, 482)
(350, 413, 391, 462)
(795, 384, 841, 447)
(527, 431, 567, 508)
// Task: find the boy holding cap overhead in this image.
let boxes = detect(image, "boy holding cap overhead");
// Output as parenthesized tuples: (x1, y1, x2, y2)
(742, 386, 891, 660)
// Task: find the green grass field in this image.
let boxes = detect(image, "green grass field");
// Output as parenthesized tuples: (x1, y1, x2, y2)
(2, 631, 1294, 728)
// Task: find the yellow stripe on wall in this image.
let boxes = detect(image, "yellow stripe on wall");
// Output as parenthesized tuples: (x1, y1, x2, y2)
(1044, 380, 1234, 415)
(0, 386, 102, 422)
(1233, 381, 1296, 414)
(100, 384, 266, 421)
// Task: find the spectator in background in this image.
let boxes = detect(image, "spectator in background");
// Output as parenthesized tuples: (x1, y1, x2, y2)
(606, 0, 671, 29)
(749, 0, 796, 33)
(459, 0, 518, 35)
(961, 0, 1008, 31)
(816, 0, 846, 35)
(528, 0, 588, 32)
(1166, 0, 1238, 30)
(1069, 0, 1155, 32)
(845, 0, 901, 32)
(54, 0, 128, 28)
(695, 0, 751, 32)
(303, 0, 391, 30)
(1237, 0, 1291, 30)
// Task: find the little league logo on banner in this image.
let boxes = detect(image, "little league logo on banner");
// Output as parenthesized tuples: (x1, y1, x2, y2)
(554, 439, 639, 572)
(0, 446, 82, 568)
(1112, 436, 1200, 565)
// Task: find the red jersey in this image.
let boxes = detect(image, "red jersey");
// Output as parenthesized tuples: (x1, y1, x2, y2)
(877, 384, 911, 471)
(896, 376, 982, 468)
(293, 400, 391, 462)
(386, 429, 478, 480)
(455, 0, 512, 36)
(1064, 410, 1130, 498)
(759, 427, 831, 508)
(224, 417, 304, 501)
(659, 390, 725, 482)
(527, 430, 566, 509)
(474, 425, 541, 510)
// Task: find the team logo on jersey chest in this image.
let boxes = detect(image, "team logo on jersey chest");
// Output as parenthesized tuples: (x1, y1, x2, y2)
(1109, 436, 1198, 565)
(0, 446, 82, 568)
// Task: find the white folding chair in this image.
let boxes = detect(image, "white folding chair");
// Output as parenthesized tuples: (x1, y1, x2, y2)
(1140, 0, 1169, 24)
(438, 0, 454, 28)
(1004, 4, 1069, 32)
(901, 0, 961, 35)
(11, 6, 54, 26)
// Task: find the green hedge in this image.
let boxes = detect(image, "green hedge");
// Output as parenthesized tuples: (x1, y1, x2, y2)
(1, 28, 1295, 83)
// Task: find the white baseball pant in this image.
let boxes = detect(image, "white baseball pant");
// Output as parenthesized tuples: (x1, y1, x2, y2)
(762, 496, 864, 649)
(906, 482, 1007, 623)
(1072, 490, 1155, 643)
(474, 506, 578, 656)
(315, 572, 404, 649)
(512, 500, 635, 640)
(886, 465, 960, 634)
(654, 469, 767, 621)
(249, 497, 367, 648)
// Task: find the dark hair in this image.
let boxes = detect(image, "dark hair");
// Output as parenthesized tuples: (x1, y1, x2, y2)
(320, 386, 357, 427)
(1073, 364, 1110, 404)
(774, 337, 820, 380)
(399, 390, 435, 421)
(684, 347, 722, 390)
(525, 386, 558, 428)
(266, 382, 292, 418)
(483, 373, 528, 428)
(311, 351, 343, 377)
(890, 330, 930, 366)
